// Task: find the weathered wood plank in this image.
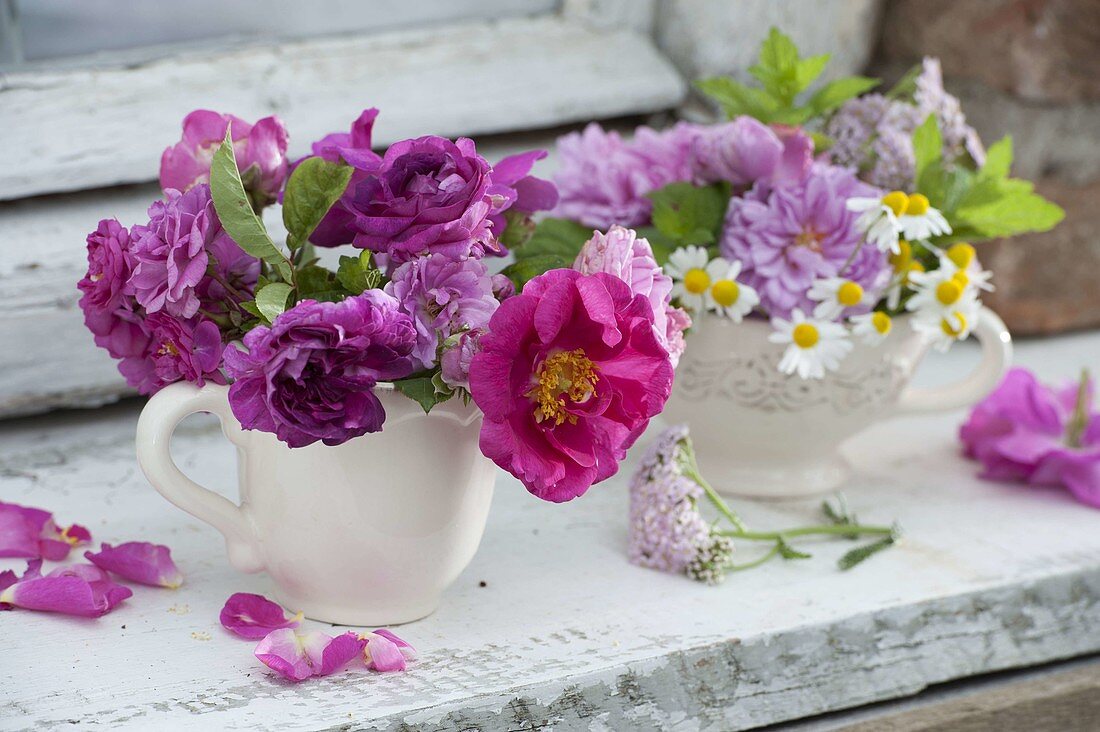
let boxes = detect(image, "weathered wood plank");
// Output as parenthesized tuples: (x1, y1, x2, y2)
(2, 341, 1099, 730)
(0, 15, 685, 200)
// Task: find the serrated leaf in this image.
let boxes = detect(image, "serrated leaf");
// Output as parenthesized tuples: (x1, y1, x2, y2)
(806, 76, 879, 116)
(336, 251, 381, 295)
(695, 77, 782, 121)
(758, 27, 799, 75)
(255, 282, 293, 323)
(912, 115, 943, 189)
(500, 254, 571, 291)
(209, 131, 292, 281)
(838, 533, 897, 570)
(777, 537, 812, 560)
(513, 218, 592, 261)
(647, 182, 729, 247)
(239, 300, 262, 319)
(978, 136, 1013, 180)
(794, 53, 831, 92)
(282, 157, 354, 249)
(393, 375, 453, 414)
(499, 208, 537, 251)
(954, 190, 1065, 239)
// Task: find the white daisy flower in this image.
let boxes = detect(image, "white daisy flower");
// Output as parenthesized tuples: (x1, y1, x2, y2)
(906, 265, 980, 320)
(850, 311, 893, 346)
(897, 193, 951, 241)
(768, 309, 853, 380)
(883, 239, 921, 310)
(913, 299, 981, 352)
(666, 245, 712, 315)
(808, 277, 874, 321)
(703, 258, 758, 322)
(936, 242, 994, 292)
(847, 190, 909, 254)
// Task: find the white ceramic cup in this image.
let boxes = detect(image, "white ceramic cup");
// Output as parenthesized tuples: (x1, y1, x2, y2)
(136, 382, 495, 625)
(660, 307, 1012, 499)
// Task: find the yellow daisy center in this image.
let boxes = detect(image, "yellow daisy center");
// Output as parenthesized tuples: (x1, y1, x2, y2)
(941, 312, 968, 338)
(889, 239, 912, 273)
(952, 270, 969, 287)
(683, 268, 711, 295)
(526, 349, 599, 427)
(907, 193, 930, 216)
(792, 323, 820, 349)
(836, 281, 864, 307)
(947, 242, 975, 269)
(711, 279, 740, 308)
(882, 191, 910, 217)
(935, 280, 964, 306)
(871, 312, 892, 335)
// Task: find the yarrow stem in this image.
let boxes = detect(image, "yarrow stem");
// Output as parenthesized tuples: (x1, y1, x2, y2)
(726, 544, 782, 572)
(717, 524, 894, 541)
(1065, 368, 1091, 449)
(679, 442, 747, 531)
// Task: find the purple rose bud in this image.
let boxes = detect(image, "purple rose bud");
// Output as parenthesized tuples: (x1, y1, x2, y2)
(224, 293, 417, 448)
(160, 110, 289, 207)
(440, 329, 483, 390)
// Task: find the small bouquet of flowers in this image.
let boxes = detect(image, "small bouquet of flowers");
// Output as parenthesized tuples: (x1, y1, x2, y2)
(517, 28, 1063, 379)
(78, 108, 687, 502)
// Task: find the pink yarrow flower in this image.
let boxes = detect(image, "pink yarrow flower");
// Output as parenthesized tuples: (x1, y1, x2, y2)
(220, 592, 303, 639)
(469, 269, 674, 502)
(160, 110, 290, 208)
(255, 629, 365, 682)
(961, 368, 1100, 508)
(85, 541, 184, 589)
(0, 560, 132, 617)
(0, 501, 90, 561)
(573, 225, 689, 368)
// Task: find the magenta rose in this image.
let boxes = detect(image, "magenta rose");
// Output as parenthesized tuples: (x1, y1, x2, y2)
(384, 254, 498, 370)
(486, 150, 559, 239)
(129, 185, 257, 319)
(123, 313, 226, 395)
(347, 135, 495, 262)
(961, 368, 1100, 508)
(224, 292, 417, 448)
(469, 269, 674, 502)
(160, 110, 289, 207)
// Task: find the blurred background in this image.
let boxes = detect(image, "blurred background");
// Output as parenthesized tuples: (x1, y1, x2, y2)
(0, 0, 1096, 419)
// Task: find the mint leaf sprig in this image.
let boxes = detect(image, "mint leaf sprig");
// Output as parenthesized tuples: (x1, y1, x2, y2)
(696, 27, 879, 139)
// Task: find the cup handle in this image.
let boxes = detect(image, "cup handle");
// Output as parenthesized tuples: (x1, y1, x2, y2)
(136, 382, 264, 573)
(895, 306, 1012, 415)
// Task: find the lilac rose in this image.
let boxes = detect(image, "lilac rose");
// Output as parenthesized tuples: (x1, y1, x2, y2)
(384, 254, 498, 370)
(690, 117, 813, 188)
(129, 185, 256, 319)
(224, 292, 417, 448)
(160, 110, 289, 207)
(347, 135, 495, 262)
(440, 328, 483, 390)
(131, 313, 226, 395)
(573, 226, 688, 367)
(78, 219, 151, 364)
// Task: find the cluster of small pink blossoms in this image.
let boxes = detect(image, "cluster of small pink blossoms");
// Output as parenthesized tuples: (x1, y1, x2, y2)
(628, 425, 734, 584)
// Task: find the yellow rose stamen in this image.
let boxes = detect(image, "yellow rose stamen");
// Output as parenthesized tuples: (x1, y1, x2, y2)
(935, 280, 963, 306)
(882, 191, 910, 217)
(711, 280, 740, 308)
(683, 268, 711, 295)
(871, 312, 892, 335)
(947, 242, 975, 270)
(526, 349, 599, 427)
(907, 193, 930, 216)
(792, 323, 820, 349)
(836, 281, 864, 307)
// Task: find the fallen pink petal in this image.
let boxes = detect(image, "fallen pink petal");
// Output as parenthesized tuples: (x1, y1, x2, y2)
(363, 629, 416, 672)
(0, 501, 88, 561)
(220, 592, 303, 639)
(0, 561, 131, 617)
(254, 629, 365, 682)
(85, 541, 184, 588)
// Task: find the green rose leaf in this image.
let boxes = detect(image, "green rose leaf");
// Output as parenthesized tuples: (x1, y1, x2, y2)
(648, 182, 729, 248)
(209, 131, 293, 281)
(336, 251, 382, 295)
(254, 282, 293, 323)
(393, 374, 453, 414)
(499, 254, 571, 291)
(513, 218, 592, 262)
(282, 157, 354, 250)
(912, 115, 943, 190)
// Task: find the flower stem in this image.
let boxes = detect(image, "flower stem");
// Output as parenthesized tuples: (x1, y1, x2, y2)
(725, 543, 781, 572)
(1065, 368, 1091, 449)
(680, 443, 747, 531)
(718, 524, 894, 541)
